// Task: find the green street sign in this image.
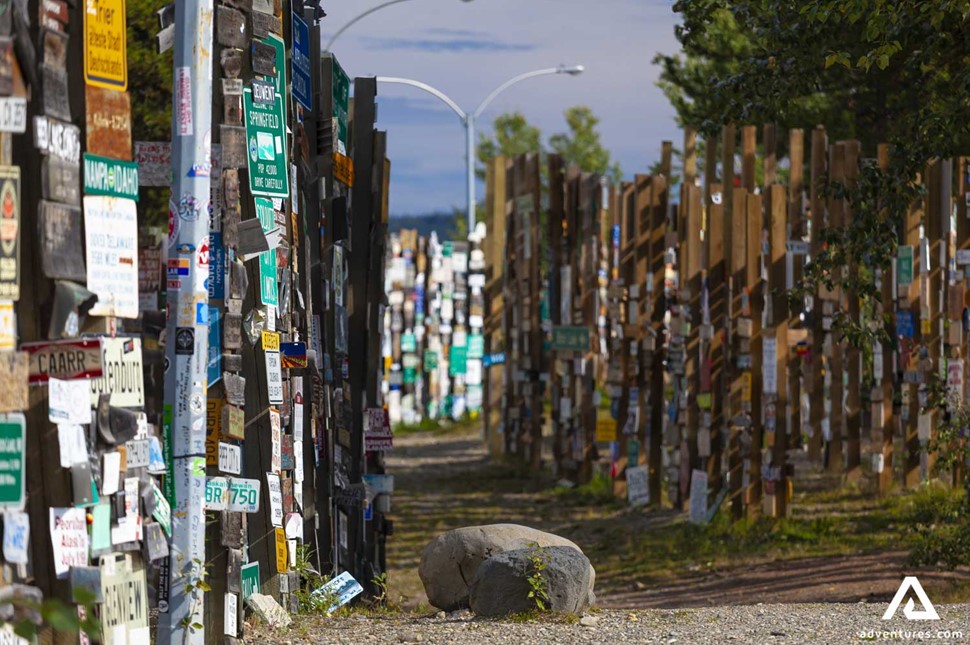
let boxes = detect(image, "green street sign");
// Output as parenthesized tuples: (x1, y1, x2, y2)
(552, 326, 590, 352)
(241, 561, 260, 601)
(449, 346, 467, 376)
(0, 414, 25, 509)
(254, 198, 279, 307)
(403, 367, 417, 384)
(898, 245, 914, 287)
(424, 349, 438, 372)
(83, 153, 139, 200)
(467, 334, 485, 359)
(401, 333, 416, 353)
(244, 86, 289, 198)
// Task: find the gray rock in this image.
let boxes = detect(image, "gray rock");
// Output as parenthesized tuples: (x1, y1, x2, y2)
(419, 524, 595, 611)
(469, 546, 594, 617)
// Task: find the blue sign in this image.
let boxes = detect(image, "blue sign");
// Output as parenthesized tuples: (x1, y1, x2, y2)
(612, 224, 620, 249)
(208, 232, 225, 300)
(896, 310, 914, 338)
(482, 352, 506, 367)
(208, 307, 222, 388)
(291, 13, 312, 111)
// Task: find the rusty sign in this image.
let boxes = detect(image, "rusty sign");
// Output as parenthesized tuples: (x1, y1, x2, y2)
(85, 85, 132, 161)
(21, 338, 104, 384)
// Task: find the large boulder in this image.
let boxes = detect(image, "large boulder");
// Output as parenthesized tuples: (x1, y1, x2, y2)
(418, 524, 595, 611)
(469, 546, 594, 617)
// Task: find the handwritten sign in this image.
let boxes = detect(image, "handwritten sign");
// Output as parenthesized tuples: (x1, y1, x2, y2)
(50, 507, 89, 578)
(84, 196, 138, 318)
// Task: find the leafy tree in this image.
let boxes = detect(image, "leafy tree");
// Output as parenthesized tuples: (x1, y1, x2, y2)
(475, 112, 543, 180)
(548, 106, 621, 183)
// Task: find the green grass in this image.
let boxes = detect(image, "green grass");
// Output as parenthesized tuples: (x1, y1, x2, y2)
(393, 413, 481, 437)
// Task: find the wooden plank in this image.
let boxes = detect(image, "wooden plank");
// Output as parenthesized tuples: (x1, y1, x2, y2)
(875, 144, 895, 493)
(767, 185, 789, 518)
(786, 128, 804, 488)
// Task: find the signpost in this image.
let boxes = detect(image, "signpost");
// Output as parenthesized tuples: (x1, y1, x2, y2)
(158, 2, 213, 642)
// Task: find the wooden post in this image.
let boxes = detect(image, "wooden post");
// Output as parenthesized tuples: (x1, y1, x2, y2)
(484, 156, 507, 459)
(767, 185, 789, 517)
(808, 126, 828, 465)
(843, 141, 863, 482)
(925, 159, 945, 482)
(547, 154, 565, 471)
(745, 190, 763, 518)
(825, 143, 846, 475)
(955, 156, 970, 488)
(901, 166, 923, 488)
(703, 136, 725, 506)
(787, 129, 805, 475)
(875, 144, 895, 493)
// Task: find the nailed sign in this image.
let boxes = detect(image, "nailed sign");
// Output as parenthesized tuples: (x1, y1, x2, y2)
(88, 337, 144, 407)
(291, 12, 312, 111)
(0, 166, 20, 300)
(551, 326, 590, 352)
(99, 554, 149, 645)
(22, 338, 104, 384)
(83, 153, 139, 200)
(84, 196, 139, 318)
(38, 201, 85, 281)
(85, 85, 132, 161)
(0, 414, 25, 509)
(84, 0, 128, 91)
(243, 87, 288, 198)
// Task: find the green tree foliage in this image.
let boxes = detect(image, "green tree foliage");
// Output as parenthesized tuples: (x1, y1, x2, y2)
(475, 112, 543, 180)
(127, 0, 174, 225)
(548, 106, 621, 183)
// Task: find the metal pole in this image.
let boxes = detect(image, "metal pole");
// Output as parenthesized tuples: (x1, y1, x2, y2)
(158, 0, 213, 642)
(466, 114, 476, 238)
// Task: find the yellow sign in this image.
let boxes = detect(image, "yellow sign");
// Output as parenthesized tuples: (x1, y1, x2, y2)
(741, 372, 752, 402)
(0, 301, 13, 350)
(262, 331, 280, 352)
(206, 399, 223, 466)
(275, 527, 288, 573)
(920, 318, 931, 336)
(595, 417, 616, 443)
(333, 152, 355, 187)
(84, 0, 128, 91)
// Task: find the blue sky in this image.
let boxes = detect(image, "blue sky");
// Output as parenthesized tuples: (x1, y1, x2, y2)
(323, 0, 682, 216)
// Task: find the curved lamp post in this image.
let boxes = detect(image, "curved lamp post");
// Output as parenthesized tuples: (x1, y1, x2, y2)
(325, 0, 474, 52)
(378, 65, 584, 236)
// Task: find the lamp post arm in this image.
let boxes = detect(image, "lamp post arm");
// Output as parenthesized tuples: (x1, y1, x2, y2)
(376, 76, 468, 122)
(325, 0, 416, 51)
(471, 67, 563, 120)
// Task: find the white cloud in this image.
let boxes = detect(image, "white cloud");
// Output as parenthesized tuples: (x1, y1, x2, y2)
(324, 0, 682, 215)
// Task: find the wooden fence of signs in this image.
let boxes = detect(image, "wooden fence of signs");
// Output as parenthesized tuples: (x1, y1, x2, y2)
(481, 134, 968, 522)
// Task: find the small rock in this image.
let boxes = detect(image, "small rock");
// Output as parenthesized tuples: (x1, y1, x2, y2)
(245, 593, 291, 628)
(436, 611, 446, 619)
(580, 615, 600, 627)
(770, 631, 787, 637)
(633, 581, 647, 590)
(398, 631, 424, 643)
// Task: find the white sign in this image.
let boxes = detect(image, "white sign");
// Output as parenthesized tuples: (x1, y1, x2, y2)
(205, 477, 229, 511)
(2, 510, 29, 564)
(100, 554, 149, 644)
(84, 196, 139, 318)
(89, 337, 144, 407)
(224, 593, 238, 637)
(763, 337, 778, 394)
(266, 473, 283, 527)
(265, 351, 283, 404)
(34, 116, 81, 163)
(50, 507, 89, 578)
(57, 424, 88, 468)
(125, 439, 149, 469)
(0, 98, 27, 134)
(293, 440, 304, 483)
(111, 477, 141, 545)
(270, 408, 281, 474)
(228, 478, 260, 513)
(626, 465, 649, 506)
(362, 474, 394, 494)
(49, 377, 92, 424)
(218, 442, 242, 475)
(956, 249, 970, 266)
(688, 469, 709, 525)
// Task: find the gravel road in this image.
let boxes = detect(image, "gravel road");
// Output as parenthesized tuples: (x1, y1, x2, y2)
(255, 604, 970, 644)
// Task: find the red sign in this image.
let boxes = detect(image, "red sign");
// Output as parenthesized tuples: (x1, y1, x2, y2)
(21, 338, 104, 384)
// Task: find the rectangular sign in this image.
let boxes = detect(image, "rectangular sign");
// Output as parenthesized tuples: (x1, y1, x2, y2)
(0, 97, 27, 134)
(552, 326, 590, 352)
(84, 0, 127, 90)
(0, 166, 20, 301)
(22, 338, 104, 384)
(88, 337, 144, 407)
(84, 196, 139, 318)
(99, 555, 148, 645)
(0, 413, 25, 509)
(241, 561, 260, 600)
(243, 87, 288, 197)
(897, 245, 914, 287)
(219, 442, 242, 475)
(291, 12, 312, 111)
(254, 198, 279, 307)
(228, 478, 260, 513)
(83, 153, 139, 200)
(85, 85, 132, 160)
(38, 201, 86, 281)
(265, 351, 283, 404)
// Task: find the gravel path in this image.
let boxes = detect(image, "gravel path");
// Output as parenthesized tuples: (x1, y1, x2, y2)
(254, 604, 970, 644)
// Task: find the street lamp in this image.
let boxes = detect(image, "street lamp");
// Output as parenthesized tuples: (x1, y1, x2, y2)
(325, 0, 474, 52)
(378, 65, 585, 237)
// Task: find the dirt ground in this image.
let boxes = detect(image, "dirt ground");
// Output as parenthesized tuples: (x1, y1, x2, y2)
(384, 425, 970, 610)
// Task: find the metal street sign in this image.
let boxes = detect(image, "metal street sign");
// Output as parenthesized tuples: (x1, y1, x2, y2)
(22, 338, 104, 384)
(898, 245, 914, 286)
(83, 153, 139, 200)
(243, 87, 288, 198)
(0, 413, 25, 509)
(552, 326, 590, 351)
(84, 0, 128, 90)
(291, 12, 312, 111)
(785, 240, 809, 255)
(254, 198, 278, 306)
